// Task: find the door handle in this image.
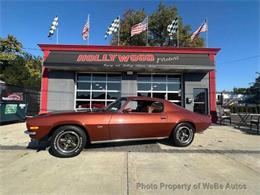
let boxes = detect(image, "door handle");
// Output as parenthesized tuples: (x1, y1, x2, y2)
(160, 116, 167, 120)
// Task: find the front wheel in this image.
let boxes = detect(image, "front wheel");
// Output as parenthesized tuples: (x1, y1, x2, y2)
(172, 123, 195, 147)
(50, 125, 87, 158)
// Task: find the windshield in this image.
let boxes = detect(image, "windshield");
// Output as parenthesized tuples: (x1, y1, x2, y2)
(106, 98, 127, 112)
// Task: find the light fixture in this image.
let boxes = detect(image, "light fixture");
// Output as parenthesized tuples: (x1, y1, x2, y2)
(127, 71, 133, 75)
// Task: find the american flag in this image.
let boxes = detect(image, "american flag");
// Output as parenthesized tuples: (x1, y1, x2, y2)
(82, 15, 90, 40)
(131, 17, 148, 37)
(191, 20, 208, 41)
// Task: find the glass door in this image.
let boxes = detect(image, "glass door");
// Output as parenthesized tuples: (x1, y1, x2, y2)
(193, 88, 208, 115)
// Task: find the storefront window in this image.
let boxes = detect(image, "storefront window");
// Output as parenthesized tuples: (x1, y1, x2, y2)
(76, 101, 91, 109)
(92, 92, 106, 99)
(91, 101, 106, 109)
(92, 82, 106, 90)
(107, 92, 121, 99)
(152, 83, 166, 91)
(168, 75, 180, 82)
(107, 83, 121, 90)
(92, 74, 106, 81)
(76, 73, 121, 109)
(77, 82, 91, 90)
(168, 93, 181, 101)
(138, 83, 151, 91)
(137, 74, 182, 105)
(153, 75, 166, 82)
(137, 75, 151, 82)
(137, 92, 151, 97)
(107, 74, 121, 81)
(153, 93, 166, 99)
(168, 83, 180, 91)
(77, 92, 90, 99)
(77, 74, 91, 81)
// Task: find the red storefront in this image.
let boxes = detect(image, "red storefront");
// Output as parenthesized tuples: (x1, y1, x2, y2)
(39, 44, 220, 122)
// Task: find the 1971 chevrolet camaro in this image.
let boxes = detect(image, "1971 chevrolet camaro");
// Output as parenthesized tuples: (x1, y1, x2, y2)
(25, 96, 211, 157)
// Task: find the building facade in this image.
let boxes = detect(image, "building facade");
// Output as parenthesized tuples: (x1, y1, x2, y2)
(39, 44, 220, 122)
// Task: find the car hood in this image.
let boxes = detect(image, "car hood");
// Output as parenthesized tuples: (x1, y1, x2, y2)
(35, 109, 106, 118)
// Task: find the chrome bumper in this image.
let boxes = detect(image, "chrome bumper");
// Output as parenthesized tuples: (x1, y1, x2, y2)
(24, 130, 36, 135)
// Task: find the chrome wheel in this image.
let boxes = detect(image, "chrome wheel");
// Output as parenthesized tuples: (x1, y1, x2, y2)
(51, 125, 87, 158)
(56, 131, 81, 153)
(176, 126, 193, 144)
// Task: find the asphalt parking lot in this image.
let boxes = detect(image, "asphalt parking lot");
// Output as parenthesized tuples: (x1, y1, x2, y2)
(0, 122, 260, 195)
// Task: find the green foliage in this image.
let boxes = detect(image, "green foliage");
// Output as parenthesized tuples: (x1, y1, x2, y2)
(0, 52, 17, 62)
(232, 74, 260, 105)
(0, 35, 23, 70)
(229, 105, 260, 114)
(0, 35, 42, 89)
(0, 34, 22, 53)
(233, 87, 247, 94)
(111, 2, 204, 47)
(246, 74, 260, 104)
(111, 9, 147, 46)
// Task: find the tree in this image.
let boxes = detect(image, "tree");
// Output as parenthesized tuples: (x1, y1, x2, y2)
(246, 73, 260, 104)
(233, 87, 247, 94)
(0, 35, 42, 89)
(0, 35, 23, 70)
(0, 34, 22, 53)
(111, 9, 147, 46)
(232, 74, 260, 105)
(111, 2, 204, 47)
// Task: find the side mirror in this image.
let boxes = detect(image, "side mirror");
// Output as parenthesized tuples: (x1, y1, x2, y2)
(123, 108, 132, 113)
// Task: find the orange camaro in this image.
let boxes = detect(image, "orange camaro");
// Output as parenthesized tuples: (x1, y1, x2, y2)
(25, 96, 211, 157)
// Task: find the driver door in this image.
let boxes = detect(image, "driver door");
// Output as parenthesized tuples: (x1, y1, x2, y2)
(109, 100, 170, 140)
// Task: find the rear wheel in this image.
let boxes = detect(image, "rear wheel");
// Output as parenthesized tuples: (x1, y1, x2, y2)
(50, 125, 87, 158)
(172, 123, 195, 147)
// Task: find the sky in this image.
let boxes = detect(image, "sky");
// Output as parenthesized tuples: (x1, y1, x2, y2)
(1, 0, 259, 91)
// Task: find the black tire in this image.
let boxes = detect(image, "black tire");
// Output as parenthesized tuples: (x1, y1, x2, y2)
(172, 123, 195, 147)
(50, 125, 87, 158)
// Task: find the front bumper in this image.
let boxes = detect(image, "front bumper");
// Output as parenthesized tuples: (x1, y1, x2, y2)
(24, 130, 36, 135)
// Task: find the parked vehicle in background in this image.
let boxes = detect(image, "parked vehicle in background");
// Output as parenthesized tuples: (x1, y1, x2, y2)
(25, 96, 211, 158)
(0, 81, 28, 123)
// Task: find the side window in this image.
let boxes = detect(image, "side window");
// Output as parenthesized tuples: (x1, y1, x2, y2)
(106, 98, 126, 112)
(124, 100, 164, 113)
(125, 101, 138, 111)
(148, 101, 164, 113)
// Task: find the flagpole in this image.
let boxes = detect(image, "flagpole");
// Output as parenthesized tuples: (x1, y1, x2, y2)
(56, 27, 59, 44)
(206, 18, 208, 48)
(88, 14, 90, 45)
(118, 16, 120, 46)
(177, 28, 180, 47)
(146, 16, 149, 46)
(177, 19, 179, 48)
